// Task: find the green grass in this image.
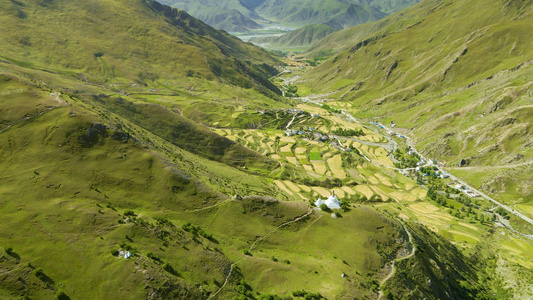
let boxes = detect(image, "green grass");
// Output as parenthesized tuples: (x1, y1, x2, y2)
(308, 152, 322, 160)
(0, 0, 282, 96)
(296, 0, 533, 205)
(1, 0, 533, 298)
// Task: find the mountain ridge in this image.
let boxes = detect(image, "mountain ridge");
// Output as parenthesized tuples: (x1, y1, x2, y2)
(298, 0, 533, 204)
(158, 0, 420, 32)
(1, 0, 282, 96)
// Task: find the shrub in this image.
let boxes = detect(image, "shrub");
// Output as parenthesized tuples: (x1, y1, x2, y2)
(259, 294, 283, 300)
(319, 204, 331, 213)
(163, 263, 178, 276)
(293, 290, 308, 297)
(146, 251, 162, 263)
(111, 249, 119, 256)
(124, 210, 136, 217)
(56, 290, 70, 300)
(34, 268, 44, 278)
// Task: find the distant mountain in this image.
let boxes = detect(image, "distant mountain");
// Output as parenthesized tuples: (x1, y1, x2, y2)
(188, 6, 262, 32)
(250, 24, 339, 50)
(256, 1, 387, 29)
(159, 0, 420, 32)
(363, 0, 423, 13)
(157, 0, 264, 32)
(300, 0, 533, 200)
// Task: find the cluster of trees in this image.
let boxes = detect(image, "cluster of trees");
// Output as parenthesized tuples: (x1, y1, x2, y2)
(235, 279, 253, 298)
(427, 183, 492, 224)
(181, 222, 214, 242)
(321, 104, 340, 114)
(292, 289, 324, 299)
(393, 148, 421, 169)
(495, 207, 510, 220)
(332, 128, 365, 137)
(301, 177, 344, 188)
(285, 85, 299, 97)
(427, 186, 449, 206)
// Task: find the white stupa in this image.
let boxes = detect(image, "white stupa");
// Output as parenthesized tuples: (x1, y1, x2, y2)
(315, 191, 341, 210)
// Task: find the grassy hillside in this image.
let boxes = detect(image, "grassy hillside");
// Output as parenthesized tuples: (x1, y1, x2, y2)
(0, 64, 501, 298)
(255, 1, 386, 29)
(1, 0, 531, 299)
(0, 0, 281, 96)
(297, 0, 533, 204)
(250, 25, 339, 51)
(304, 0, 432, 56)
(369, 0, 421, 14)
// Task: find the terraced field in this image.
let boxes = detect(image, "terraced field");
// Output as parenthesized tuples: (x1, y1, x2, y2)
(213, 102, 533, 286)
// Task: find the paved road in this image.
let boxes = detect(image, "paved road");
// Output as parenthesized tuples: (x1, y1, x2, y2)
(298, 97, 533, 228)
(378, 125, 533, 228)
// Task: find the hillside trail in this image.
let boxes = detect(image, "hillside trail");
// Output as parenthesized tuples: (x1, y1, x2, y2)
(378, 221, 416, 300)
(185, 199, 235, 213)
(0, 91, 68, 134)
(285, 114, 296, 130)
(207, 207, 313, 300)
(0, 107, 63, 134)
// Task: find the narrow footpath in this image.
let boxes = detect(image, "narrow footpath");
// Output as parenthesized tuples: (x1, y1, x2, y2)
(378, 221, 416, 299)
(207, 208, 313, 299)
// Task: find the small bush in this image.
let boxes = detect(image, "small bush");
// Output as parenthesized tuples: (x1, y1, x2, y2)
(146, 251, 162, 263)
(259, 294, 283, 300)
(319, 204, 332, 213)
(292, 290, 307, 297)
(34, 268, 44, 278)
(56, 290, 71, 300)
(163, 263, 178, 276)
(124, 210, 136, 217)
(111, 249, 119, 256)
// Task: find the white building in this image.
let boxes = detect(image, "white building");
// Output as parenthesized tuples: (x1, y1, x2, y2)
(315, 191, 341, 210)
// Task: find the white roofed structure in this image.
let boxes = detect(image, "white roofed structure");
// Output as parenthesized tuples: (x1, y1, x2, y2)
(315, 191, 341, 210)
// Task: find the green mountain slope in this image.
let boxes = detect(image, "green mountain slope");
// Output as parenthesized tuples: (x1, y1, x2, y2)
(366, 0, 422, 14)
(0, 0, 281, 96)
(189, 7, 262, 32)
(0, 70, 491, 298)
(299, 0, 533, 203)
(255, 1, 387, 29)
(0, 0, 527, 299)
(250, 24, 339, 50)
